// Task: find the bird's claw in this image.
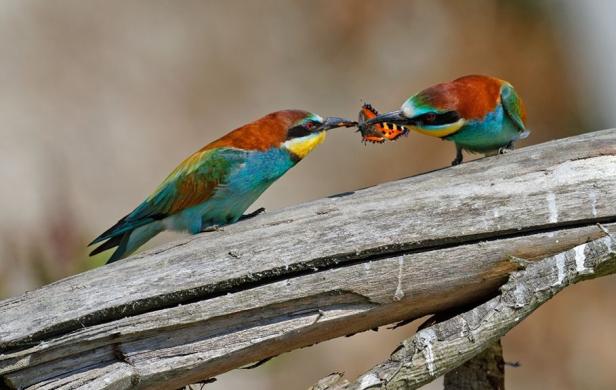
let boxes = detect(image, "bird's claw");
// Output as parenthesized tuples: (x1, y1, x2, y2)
(498, 141, 515, 155)
(452, 145, 464, 166)
(239, 207, 266, 221)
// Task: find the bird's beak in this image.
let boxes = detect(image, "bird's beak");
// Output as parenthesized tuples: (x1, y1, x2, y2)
(363, 110, 412, 127)
(318, 116, 357, 132)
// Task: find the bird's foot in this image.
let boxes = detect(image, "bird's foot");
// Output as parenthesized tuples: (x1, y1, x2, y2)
(451, 145, 464, 166)
(239, 207, 266, 221)
(201, 225, 224, 233)
(451, 156, 463, 166)
(498, 141, 515, 155)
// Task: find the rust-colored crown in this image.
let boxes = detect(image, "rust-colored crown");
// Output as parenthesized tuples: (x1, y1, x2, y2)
(202, 110, 310, 152)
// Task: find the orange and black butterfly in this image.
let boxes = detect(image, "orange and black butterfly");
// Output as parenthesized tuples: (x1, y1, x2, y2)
(358, 103, 409, 144)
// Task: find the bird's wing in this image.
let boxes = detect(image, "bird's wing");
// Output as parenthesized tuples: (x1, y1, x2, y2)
(500, 83, 528, 133)
(90, 147, 247, 245)
(138, 148, 247, 218)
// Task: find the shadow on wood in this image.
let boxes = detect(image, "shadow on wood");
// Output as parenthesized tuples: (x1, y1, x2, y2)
(443, 340, 505, 390)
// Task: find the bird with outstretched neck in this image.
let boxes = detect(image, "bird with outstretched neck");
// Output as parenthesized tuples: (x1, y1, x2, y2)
(89, 110, 355, 263)
(359, 75, 530, 165)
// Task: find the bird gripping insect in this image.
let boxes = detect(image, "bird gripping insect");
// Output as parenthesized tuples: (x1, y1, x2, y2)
(357, 103, 409, 144)
(359, 75, 529, 165)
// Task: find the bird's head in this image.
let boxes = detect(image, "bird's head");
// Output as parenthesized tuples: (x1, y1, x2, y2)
(362, 75, 526, 138)
(203, 110, 356, 159)
(279, 111, 356, 160)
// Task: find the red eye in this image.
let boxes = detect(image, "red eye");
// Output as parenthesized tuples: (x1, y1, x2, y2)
(425, 113, 437, 123)
(305, 122, 315, 130)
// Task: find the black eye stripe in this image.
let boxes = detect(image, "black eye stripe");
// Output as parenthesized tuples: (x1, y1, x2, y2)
(415, 111, 460, 126)
(287, 125, 313, 139)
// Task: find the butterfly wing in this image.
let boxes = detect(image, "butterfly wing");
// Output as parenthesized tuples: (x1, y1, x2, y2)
(358, 103, 409, 144)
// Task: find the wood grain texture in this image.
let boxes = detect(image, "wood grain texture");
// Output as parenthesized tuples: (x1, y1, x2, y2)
(314, 235, 616, 389)
(1, 129, 615, 389)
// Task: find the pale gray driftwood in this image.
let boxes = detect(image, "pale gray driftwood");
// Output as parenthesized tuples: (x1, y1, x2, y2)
(0, 129, 615, 389)
(312, 235, 616, 389)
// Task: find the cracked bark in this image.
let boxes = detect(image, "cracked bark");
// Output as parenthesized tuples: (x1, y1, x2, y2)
(0, 129, 615, 389)
(311, 236, 616, 389)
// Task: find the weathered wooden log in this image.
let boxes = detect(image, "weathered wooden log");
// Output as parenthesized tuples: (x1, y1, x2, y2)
(1, 129, 615, 389)
(312, 236, 616, 389)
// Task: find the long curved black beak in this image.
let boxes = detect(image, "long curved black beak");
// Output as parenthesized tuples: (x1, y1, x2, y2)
(318, 116, 357, 131)
(363, 110, 412, 126)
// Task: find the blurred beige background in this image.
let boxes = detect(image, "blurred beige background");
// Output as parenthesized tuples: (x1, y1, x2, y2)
(1, 1, 615, 389)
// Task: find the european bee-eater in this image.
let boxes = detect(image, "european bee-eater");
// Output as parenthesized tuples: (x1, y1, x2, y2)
(89, 110, 355, 263)
(360, 75, 529, 165)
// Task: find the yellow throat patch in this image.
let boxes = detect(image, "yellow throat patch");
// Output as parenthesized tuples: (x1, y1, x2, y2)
(412, 119, 465, 138)
(284, 131, 327, 159)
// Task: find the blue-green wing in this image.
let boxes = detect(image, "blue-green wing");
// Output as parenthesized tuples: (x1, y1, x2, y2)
(500, 83, 528, 133)
(90, 147, 247, 245)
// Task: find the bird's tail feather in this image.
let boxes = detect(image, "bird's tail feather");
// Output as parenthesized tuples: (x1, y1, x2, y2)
(89, 215, 154, 246)
(106, 233, 132, 263)
(89, 234, 123, 257)
(90, 221, 164, 263)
